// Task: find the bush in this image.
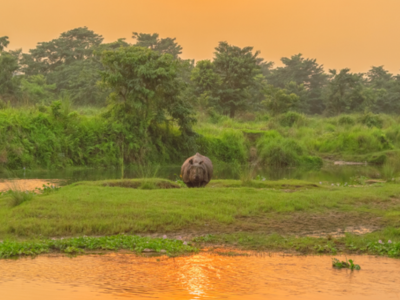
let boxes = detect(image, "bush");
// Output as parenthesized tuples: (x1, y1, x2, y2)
(367, 154, 387, 164)
(196, 129, 248, 163)
(359, 113, 383, 128)
(315, 127, 393, 154)
(338, 115, 355, 126)
(279, 111, 305, 127)
(255, 113, 269, 122)
(257, 134, 321, 166)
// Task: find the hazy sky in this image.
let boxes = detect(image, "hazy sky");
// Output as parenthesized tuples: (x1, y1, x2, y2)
(2, 0, 400, 73)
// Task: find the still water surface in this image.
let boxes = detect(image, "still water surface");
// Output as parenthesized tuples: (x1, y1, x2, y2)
(0, 252, 399, 300)
(0, 162, 390, 186)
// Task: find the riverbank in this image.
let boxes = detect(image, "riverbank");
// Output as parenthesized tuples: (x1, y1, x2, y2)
(2, 107, 400, 169)
(0, 178, 399, 258)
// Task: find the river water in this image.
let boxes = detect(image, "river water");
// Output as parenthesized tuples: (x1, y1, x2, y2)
(0, 162, 392, 188)
(0, 252, 399, 300)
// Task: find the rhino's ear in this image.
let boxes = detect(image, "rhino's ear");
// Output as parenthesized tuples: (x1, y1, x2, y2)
(189, 159, 193, 165)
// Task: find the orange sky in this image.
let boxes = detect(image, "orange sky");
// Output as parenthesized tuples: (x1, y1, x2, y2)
(2, 0, 400, 73)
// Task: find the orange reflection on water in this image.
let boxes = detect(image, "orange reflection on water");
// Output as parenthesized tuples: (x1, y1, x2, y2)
(0, 252, 400, 299)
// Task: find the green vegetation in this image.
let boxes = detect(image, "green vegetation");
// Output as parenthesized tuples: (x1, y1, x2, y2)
(193, 230, 400, 258)
(2, 28, 400, 260)
(2, 105, 399, 169)
(332, 258, 361, 270)
(0, 235, 197, 259)
(1, 28, 400, 168)
(6, 190, 34, 207)
(0, 179, 400, 258)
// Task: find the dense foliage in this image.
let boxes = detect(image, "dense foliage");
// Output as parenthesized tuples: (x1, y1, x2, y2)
(2, 27, 399, 115)
(99, 46, 195, 163)
(1, 28, 400, 168)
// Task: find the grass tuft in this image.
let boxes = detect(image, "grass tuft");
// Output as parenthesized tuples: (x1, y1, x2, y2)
(7, 190, 34, 207)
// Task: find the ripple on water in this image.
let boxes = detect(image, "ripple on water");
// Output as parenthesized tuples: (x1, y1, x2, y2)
(0, 252, 400, 300)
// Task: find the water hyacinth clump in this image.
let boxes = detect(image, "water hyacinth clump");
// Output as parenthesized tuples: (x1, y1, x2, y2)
(332, 258, 361, 270)
(367, 240, 400, 257)
(0, 235, 198, 259)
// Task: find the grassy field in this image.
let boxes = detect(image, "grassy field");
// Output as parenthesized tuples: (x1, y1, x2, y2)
(1, 178, 400, 258)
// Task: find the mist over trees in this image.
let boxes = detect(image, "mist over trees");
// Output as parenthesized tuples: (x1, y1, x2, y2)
(1, 26, 400, 116)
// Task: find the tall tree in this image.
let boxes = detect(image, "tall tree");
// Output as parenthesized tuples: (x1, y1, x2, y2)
(100, 46, 195, 162)
(0, 38, 21, 100)
(0, 36, 10, 52)
(326, 69, 375, 115)
(20, 27, 113, 105)
(267, 54, 328, 114)
(132, 32, 182, 59)
(21, 27, 103, 75)
(213, 41, 261, 117)
(365, 66, 400, 113)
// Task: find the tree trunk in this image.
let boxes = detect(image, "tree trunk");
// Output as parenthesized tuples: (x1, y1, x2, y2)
(229, 106, 235, 118)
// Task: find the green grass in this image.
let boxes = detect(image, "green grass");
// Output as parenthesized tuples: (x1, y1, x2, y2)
(194, 229, 400, 258)
(208, 179, 321, 189)
(77, 178, 181, 189)
(0, 179, 399, 238)
(0, 234, 197, 258)
(1, 179, 400, 258)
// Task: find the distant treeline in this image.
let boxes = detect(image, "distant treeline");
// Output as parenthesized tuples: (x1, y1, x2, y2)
(1, 27, 399, 116)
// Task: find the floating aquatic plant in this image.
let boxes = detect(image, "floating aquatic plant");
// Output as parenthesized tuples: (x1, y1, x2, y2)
(332, 258, 361, 270)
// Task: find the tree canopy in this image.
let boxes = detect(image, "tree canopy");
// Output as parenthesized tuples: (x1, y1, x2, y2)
(100, 46, 195, 162)
(132, 32, 183, 59)
(2, 27, 400, 117)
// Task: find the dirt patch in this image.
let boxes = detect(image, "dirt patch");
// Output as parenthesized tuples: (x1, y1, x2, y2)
(232, 211, 382, 236)
(102, 179, 180, 189)
(141, 211, 384, 241)
(334, 161, 367, 165)
(0, 179, 62, 193)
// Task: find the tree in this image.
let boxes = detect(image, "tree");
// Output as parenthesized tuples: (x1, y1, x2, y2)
(0, 36, 10, 52)
(262, 84, 299, 115)
(0, 38, 21, 100)
(20, 27, 114, 105)
(267, 54, 328, 114)
(100, 46, 195, 162)
(20, 75, 56, 104)
(191, 60, 221, 95)
(326, 69, 374, 115)
(189, 60, 221, 111)
(132, 32, 182, 59)
(213, 41, 262, 117)
(366, 66, 400, 114)
(21, 27, 103, 75)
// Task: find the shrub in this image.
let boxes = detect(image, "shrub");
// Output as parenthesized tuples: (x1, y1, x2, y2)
(257, 134, 321, 166)
(338, 115, 355, 126)
(196, 129, 248, 163)
(359, 113, 383, 128)
(315, 127, 393, 154)
(279, 111, 305, 127)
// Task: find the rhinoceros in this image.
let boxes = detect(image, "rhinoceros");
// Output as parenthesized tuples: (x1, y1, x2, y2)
(181, 153, 213, 188)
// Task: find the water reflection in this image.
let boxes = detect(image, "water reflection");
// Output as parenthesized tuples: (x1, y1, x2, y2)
(0, 162, 391, 186)
(0, 252, 400, 299)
